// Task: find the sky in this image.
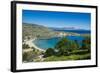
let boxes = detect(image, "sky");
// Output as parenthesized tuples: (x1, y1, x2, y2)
(22, 10, 91, 30)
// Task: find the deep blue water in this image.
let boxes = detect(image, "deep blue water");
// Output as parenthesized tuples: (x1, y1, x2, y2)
(54, 29, 91, 34)
(33, 36, 84, 50)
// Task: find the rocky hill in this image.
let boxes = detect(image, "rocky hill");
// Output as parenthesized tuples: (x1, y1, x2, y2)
(22, 23, 57, 40)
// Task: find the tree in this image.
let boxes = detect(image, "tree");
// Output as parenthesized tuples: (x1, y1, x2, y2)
(75, 40, 80, 49)
(44, 48, 55, 57)
(22, 44, 30, 49)
(31, 47, 35, 51)
(55, 37, 79, 56)
(81, 36, 91, 50)
(55, 38, 71, 56)
(69, 40, 79, 50)
(55, 38, 69, 49)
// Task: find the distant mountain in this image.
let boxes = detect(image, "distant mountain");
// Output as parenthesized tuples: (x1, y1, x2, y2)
(22, 23, 57, 40)
(50, 27, 90, 31)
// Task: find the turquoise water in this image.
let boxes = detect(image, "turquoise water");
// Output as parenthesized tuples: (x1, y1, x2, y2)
(33, 36, 84, 50)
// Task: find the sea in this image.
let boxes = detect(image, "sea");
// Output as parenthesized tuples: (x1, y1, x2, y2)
(54, 29, 91, 34)
(33, 30, 90, 50)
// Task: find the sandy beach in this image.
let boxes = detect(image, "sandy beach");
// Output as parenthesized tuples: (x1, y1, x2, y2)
(25, 38, 45, 52)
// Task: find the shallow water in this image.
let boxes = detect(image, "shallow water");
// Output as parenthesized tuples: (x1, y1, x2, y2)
(33, 36, 84, 50)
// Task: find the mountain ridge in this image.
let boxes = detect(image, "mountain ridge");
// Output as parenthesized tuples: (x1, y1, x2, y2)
(22, 23, 57, 40)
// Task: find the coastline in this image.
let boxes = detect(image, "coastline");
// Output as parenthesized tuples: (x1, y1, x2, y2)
(25, 38, 45, 52)
(23, 33, 90, 53)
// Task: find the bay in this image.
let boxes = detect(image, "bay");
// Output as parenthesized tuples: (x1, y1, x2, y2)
(33, 36, 84, 50)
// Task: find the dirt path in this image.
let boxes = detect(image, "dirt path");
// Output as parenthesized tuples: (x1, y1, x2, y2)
(23, 49, 33, 53)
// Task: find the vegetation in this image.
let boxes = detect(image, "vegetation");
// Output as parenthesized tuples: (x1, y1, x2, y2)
(22, 23, 91, 62)
(23, 51, 34, 62)
(23, 48, 43, 62)
(23, 37, 91, 62)
(81, 36, 91, 49)
(54, 38, 79, 56)
(43, 36, 91, 61)
(44, 54, 90, 61)
(22, 44, 30, 49)
(22, 23, 58, 40)
(44, 48, 55, 57)
(23, 36, 91, 62)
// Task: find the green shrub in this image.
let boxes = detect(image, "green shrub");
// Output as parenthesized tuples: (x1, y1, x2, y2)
(22, 44, 30, 49)
(22, 51, 34, 62)
(54, 37, 79, 56)
(81, 36, 91, 51)
(44, 48, 55, 57)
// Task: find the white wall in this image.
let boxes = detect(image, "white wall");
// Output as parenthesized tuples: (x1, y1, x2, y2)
(0, 0, 99, 73)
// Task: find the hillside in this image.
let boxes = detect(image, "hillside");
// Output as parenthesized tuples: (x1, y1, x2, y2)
(22, 23, 57, 40)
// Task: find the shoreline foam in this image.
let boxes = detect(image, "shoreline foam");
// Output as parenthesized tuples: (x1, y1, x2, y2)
(25, 38, 45, 52)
